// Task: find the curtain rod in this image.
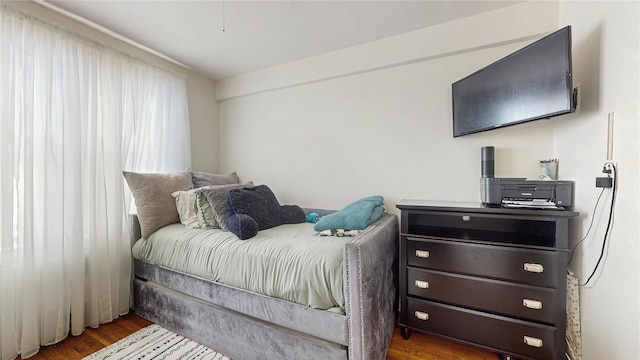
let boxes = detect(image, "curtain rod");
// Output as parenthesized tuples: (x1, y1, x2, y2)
(32, 0, 192, 71)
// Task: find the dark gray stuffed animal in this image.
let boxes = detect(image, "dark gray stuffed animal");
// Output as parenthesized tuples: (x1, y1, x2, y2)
(225, 185, 305, 240)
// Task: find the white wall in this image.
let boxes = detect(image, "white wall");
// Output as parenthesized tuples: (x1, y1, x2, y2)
(217, 1, 563, 209)
(187, 76, 219, 173)
(557, 1, 639, 359)
(217, 1, 639, 358)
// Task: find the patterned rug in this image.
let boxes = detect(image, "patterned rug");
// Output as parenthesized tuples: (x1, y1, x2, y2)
(83, 324, 231, 360)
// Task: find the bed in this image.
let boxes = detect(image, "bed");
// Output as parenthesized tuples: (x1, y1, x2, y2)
(129, 207, 399, 360)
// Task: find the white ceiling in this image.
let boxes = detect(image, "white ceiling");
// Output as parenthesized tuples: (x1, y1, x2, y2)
(44, 0, 523, 80)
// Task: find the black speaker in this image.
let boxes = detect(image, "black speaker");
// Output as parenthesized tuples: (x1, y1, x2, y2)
(481, 146, 494, 178)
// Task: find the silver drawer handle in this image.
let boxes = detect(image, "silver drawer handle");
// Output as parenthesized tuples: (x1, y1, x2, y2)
(415, 311, 429, 321)
(415, 250, 430, 258)
(524, 263, 544, 273)
(414, 280, 429, 289)
(524, 336, 543, 348)
(523, 299, 543, 309)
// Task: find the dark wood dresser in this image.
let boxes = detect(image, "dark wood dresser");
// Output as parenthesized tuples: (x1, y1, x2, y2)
(396, 200, 578, 360)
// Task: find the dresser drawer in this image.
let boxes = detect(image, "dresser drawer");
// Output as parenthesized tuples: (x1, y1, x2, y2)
(406, 238, 559, 287)
(406, 298, 559, 360)
(407, 268, 557, 324)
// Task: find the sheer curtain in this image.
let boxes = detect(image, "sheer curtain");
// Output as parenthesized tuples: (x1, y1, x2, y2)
(0, 6, 191, 359)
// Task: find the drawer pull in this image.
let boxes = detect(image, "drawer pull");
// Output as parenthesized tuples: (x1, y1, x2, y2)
(414, 280, 429, 289)
(524, 336, 543, 348)
(524, 263, 544, 273)
(415, 311, 429, 321)
(523, 299, 543, 309)
(415, 250, 430, 258)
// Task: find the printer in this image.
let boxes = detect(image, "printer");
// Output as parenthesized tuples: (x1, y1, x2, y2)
(481, 178, 574, 209)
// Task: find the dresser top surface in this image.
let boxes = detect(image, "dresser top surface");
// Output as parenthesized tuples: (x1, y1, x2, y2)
(396, 199, 579, 218)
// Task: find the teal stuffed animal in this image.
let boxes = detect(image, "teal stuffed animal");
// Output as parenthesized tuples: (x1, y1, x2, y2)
(306, 212, 321, 223)
(313, 196, 384, 232)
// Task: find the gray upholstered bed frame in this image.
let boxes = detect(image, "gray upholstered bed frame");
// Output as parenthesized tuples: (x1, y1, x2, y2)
(129, 210, 398, 360)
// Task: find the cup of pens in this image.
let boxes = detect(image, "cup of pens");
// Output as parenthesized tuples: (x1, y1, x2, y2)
(539, 159, 558, 180)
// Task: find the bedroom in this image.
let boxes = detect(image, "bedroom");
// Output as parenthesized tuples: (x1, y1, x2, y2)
(1, 1, 637, 360)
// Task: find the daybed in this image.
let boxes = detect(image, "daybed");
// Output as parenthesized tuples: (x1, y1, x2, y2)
(129, 207, 399, 360)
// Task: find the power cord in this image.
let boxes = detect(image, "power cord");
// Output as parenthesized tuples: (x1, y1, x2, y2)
(580, 162, 617, 286)
(567, 187, 605, 264)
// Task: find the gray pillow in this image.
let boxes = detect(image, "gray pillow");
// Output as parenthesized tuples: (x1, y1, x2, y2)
(196, 189, 218, 229)
(200, 183, 253, 232)
(123, 170, 193, 239)
(193, 183, 254, 229)
(192, 171, 239, 188)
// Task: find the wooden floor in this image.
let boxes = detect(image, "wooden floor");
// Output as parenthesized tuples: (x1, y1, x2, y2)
(386, 326, 499, 360)
(17, 313, 153, 360)
(20, 313, 499, 360)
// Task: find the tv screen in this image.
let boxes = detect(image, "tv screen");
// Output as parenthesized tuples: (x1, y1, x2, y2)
(452, 26, 575, 137)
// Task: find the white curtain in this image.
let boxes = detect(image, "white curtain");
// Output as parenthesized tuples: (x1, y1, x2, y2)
(0, 6, 191, 359)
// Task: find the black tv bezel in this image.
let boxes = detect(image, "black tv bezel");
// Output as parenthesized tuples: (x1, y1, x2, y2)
(452, 26, 575, 138)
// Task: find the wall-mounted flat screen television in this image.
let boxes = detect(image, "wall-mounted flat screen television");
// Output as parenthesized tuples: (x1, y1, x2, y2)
(452, 26, 576, 137)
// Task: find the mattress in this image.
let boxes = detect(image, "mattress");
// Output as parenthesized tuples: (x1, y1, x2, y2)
(132, 222, 346, 313)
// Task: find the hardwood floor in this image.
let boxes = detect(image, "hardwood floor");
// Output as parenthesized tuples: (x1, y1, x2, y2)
(19, 313, 499, 360)
(17, 313, 153, 360)
(386, 326, 499, 360)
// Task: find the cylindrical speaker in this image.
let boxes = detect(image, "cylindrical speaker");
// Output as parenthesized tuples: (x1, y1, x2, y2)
(481, 146, 495, 178)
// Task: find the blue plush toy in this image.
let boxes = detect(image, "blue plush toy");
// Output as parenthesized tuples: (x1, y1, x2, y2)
(306, 212, 321, 223)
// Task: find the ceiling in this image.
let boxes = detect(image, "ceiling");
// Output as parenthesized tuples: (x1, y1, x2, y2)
(43, 1, 523, 80)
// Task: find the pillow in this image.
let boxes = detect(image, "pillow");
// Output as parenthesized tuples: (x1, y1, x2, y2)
(193, 183, 253, 229)
(313, 195, 385, 232)
(200, 183, 254, 232)
(123, 170, 193, 239)
(196, 190, 218, 229)
(192, 171, 239, 188)
(171, 189, 200, 228)
(225, 185, 305, 240)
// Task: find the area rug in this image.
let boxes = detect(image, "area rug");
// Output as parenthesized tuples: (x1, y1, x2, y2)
(83, 324, 231, 360)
